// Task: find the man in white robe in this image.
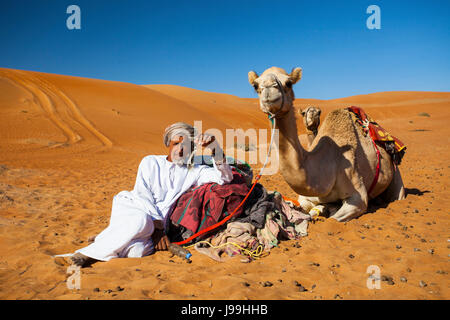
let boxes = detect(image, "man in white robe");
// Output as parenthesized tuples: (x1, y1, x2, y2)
(71, 122, 233, 267)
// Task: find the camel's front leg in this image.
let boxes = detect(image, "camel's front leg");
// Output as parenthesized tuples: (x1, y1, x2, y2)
(298, 195, 330, 219)
(297, 195, 320, 212)
(330, 187, 368, 222)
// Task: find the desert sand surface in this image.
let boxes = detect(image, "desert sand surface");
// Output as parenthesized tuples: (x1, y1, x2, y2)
(0, 68, 448, 300)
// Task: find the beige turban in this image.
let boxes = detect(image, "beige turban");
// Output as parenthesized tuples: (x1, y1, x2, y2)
(163, 122, 197, 147)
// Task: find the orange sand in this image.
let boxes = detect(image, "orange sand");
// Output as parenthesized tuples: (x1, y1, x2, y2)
(0, 68, 448, 300)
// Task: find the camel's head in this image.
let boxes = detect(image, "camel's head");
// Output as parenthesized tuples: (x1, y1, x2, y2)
(300, 106, 321, 132)
(248, 66, 302, 118)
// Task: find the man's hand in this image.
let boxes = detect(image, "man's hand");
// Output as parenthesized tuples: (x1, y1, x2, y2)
(152, 228, 170, 251)
(152, 220, 170, 251)
(195, 133, 225, 163)
(194, 133, 216, 149)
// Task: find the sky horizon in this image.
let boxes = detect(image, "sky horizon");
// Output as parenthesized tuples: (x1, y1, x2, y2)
(1, 0, 449, 99)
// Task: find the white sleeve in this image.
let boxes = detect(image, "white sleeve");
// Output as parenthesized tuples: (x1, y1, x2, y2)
(133, 156, 163, 217)
(195, 158, 234, 186)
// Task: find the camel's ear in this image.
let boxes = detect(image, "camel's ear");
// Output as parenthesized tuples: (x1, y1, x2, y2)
(299, 108, 306, 117)
(289, 67, 302, 84)
(248, 71, 259, 86)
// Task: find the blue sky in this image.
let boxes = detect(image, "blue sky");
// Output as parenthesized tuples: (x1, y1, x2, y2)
(0, 0, 449, 99)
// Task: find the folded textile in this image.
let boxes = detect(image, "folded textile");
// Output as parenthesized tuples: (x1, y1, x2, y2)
(236, 183, 274, 229)
(256, 192, 310, 251)
(194, 191, 311, 262)
(194, 222, 259, 262)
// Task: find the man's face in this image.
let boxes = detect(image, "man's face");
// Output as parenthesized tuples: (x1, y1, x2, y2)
(167, 135, 193, 165)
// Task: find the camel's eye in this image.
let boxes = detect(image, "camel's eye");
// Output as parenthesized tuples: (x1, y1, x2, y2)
(253, 83, 259, 91)
(285, 80, 292, 89)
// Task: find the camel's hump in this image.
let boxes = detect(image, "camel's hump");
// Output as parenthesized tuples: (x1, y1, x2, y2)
(323, 108, 354, 128)
(317, 108, 358, 146)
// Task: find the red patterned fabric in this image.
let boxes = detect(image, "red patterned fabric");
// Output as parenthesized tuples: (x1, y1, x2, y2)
(347, 106, 406, 153)
(168, 168, 249, 240)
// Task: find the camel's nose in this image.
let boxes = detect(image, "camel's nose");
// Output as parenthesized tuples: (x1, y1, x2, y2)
(261, 87, 282, 104)
(262, 89, 270, 101)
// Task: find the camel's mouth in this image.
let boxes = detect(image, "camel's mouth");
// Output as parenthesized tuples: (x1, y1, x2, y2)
(260, 97, 291, 118)
(259, 97, 283, 112)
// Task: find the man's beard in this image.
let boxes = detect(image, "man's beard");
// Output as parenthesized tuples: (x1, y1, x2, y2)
(172, 157, 188, 166)
(172, 152, 194, 167)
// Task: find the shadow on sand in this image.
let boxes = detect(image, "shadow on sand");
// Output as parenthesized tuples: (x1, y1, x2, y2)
(405, 188, 430, 197)
(366, 188, 430, 214)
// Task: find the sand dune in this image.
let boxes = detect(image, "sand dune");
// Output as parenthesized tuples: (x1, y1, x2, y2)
(0, 68, 449, 300)
(145, 84, 266, 128)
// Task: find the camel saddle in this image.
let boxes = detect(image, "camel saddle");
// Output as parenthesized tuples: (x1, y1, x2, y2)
(347, 106, 406, 165)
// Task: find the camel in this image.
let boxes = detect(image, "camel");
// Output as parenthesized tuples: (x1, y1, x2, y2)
(248, 66, 405, 221)
(299, 106, 321, 147)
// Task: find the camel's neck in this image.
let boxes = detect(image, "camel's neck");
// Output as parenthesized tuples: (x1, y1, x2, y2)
(306, 131, 316, 147)
(275, 108, 316, 195)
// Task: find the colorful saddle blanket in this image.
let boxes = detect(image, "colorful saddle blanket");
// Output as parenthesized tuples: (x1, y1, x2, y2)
(347, 106, 406, 165)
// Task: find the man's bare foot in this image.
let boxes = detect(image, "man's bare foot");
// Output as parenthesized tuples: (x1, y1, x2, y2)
(71, 252, 97, 267)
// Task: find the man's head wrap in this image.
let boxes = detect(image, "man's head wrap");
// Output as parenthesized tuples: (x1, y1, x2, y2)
(163, 122, 197, 147)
